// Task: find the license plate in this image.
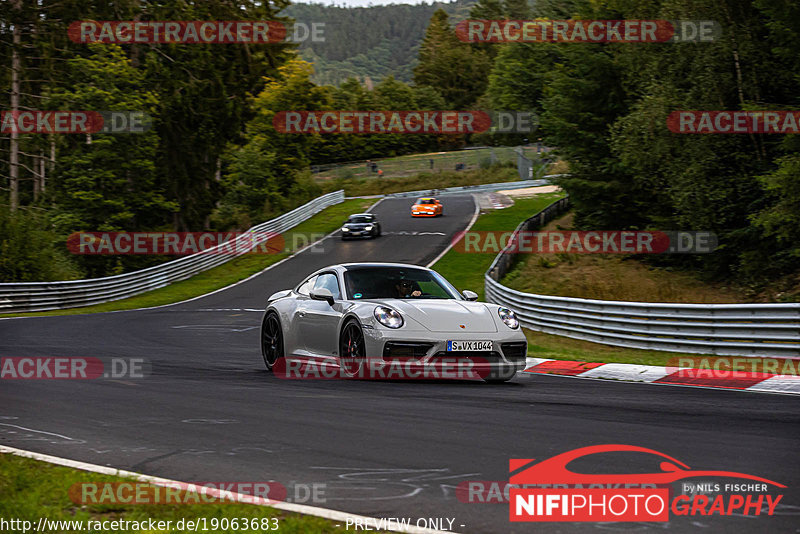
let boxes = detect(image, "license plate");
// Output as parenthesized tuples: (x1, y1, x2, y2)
(447, 340, 492, 351)
(351, 231, 362, 235)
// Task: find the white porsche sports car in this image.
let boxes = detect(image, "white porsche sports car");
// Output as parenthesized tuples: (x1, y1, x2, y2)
(260, 263, 527, 382)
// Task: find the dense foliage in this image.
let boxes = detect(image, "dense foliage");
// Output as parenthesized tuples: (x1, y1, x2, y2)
(2, 0, 797, 293)
(283, 0, 475, 85)
(1, 0, 294, 278)
(483, 0, 799, 290)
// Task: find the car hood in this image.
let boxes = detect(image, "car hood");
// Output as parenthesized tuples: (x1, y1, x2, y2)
(343, 222, 372, 229)
(382, 299, 498, 333)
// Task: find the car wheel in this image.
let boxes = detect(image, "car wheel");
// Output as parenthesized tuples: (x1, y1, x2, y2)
(261, 311, 284, 370)
(485, 365, 516, 383)
(339, 319, 365, 377)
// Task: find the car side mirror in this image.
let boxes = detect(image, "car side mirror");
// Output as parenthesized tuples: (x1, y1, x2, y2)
(462, 290, 479, 301)
(310, 287, 335, 305)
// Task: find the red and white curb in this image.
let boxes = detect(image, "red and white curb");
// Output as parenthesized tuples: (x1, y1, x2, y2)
(523, 357, 800, 395)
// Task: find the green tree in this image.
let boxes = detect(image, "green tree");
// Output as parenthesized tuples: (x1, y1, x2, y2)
(46, 45, 177, 276)
(414, 9, 492, 110)
(214, 58, 326, 229)
(0, 208, 81, 282)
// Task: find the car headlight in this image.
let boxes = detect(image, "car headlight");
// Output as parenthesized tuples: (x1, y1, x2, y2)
(342, 227, 350, 231)
(364, 225, 373, 231)
(374, 306, 403, 328)
(498, 307, 519, 329)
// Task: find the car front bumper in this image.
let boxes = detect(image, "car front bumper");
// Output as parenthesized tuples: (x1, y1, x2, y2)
(361, 327, 528, 379)
(341, 230, 374, 239)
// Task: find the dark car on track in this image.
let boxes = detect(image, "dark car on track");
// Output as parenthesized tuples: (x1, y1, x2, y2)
(341, 213, 381, 240)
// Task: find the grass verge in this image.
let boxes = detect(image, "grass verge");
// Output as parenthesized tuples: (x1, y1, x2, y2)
(2, 199, 373, 318)
(524, 330, 799, 371)
(431, 193, 717, 367)
(0, 453, 350, 534)
(502, 212, 747, 303)
(314, 146, 543, 181)
(525, 330, 697, 367)
(325, 165, 521, 197)
(431, 193, 565, 301)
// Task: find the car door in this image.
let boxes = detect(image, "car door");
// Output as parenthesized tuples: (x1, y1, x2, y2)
(298, 272, 344, 357)
(289, 275, 317, 355)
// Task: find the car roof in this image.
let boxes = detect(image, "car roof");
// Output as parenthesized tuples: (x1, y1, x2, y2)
(417, 197, 437, 202)
(297, 263, 437, 290)
(339, 262, 431, 270)
(348, 213, 375, 218)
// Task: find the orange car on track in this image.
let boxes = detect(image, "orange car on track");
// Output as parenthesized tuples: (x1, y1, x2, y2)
(411, 197, 443, 217)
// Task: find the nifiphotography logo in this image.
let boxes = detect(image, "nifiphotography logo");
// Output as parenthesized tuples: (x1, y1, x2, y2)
(508, 445, 785, 522)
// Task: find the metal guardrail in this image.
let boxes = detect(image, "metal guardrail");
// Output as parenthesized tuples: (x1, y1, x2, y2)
(515, 147, 550, 181)
(485, 198, 800, 358)
(384, 178, 552, 199)
(0, 190, 345, 314)
(0, 177, 549, 314)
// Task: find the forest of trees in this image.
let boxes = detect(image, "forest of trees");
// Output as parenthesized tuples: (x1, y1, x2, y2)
(1, 0, 798, 296)
(0, 0, 490, 281)
(1, 1, 294, 279)
(283, 0, 475, 85)
(478, 0, 799, 290)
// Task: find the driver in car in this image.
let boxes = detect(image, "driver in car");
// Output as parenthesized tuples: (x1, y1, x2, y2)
(395, 279, 422, 298)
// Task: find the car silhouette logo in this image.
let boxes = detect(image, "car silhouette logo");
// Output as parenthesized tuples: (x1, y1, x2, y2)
(510, 444, 785, 487)
(459, 324, 466, 329)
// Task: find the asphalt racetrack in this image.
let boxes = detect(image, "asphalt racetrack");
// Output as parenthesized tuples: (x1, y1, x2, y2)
(1, 196, 798, 533)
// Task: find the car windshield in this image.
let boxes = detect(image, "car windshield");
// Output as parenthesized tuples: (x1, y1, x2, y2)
(415, 198, 435, 205)
(347, 215, 372, 223)
(343, 266, 462, 300)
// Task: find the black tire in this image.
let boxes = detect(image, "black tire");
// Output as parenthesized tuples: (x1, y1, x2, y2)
(261, 311, 284, 371)
(339, 319, 366, 378)
(485, 365, 516, 383)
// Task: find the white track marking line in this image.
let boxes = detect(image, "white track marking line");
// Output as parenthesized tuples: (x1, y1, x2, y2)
(0, 423, 80, 441)
(0, 445, 455, 534)
(426, 195, 480, 268)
